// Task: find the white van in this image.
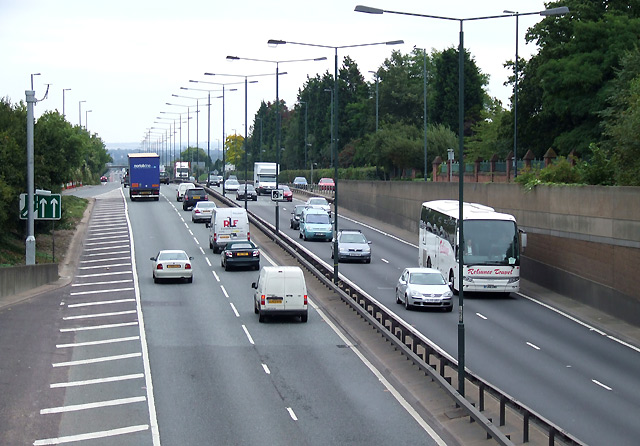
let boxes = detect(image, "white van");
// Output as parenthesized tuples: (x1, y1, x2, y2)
(252, 266, 308, 323)
(206, 207, 249, 253)
(177, 182, 196, 202)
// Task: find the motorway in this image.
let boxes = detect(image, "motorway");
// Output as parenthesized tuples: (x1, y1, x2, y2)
(3, 178, 639, 445)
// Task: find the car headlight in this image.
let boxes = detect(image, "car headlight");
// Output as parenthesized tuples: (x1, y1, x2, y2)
(443, 291, 453, 299)
(409, 289, 423, 298)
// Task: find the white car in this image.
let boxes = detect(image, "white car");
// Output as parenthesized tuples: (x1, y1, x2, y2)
(224, 179, 240, 191)
(150, 250, 194, 283)
(177, 182, 196, 202)
(191, 201, 217, 223)
(305, 197, 331, 216)
(395, 267, 453, 311)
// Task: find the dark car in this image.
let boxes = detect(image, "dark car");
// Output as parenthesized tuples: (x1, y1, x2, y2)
(159, 171, 170, 184)
(220, 240, 260, 271)
(236, 184, 258, 201)
(183, 187, 208, 210)
(290, 204, 307, 230)
(207, 175, 223, 187)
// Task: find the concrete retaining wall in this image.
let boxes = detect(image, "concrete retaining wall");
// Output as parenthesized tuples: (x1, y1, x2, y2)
(0, 264, 59, 299)
(337, 181, 640, 325)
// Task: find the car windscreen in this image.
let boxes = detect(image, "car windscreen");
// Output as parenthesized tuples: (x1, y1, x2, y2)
(409, 272, 446, 285)
(309, 198, 328, 205)
(228, 243, 253, 250)
(306, 214, 331, 224)
(341, 233, 366, 243)
(158, 252, 188, 261)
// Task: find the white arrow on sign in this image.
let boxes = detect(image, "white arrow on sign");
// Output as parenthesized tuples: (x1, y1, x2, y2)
(39, 198, 47, 218)
(51, 197, 58, 218)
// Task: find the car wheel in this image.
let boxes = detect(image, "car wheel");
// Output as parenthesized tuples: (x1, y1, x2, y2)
(253, 197, 257, 201)
(299, 231, 302, 239)
(254, 302, 259, 314)
(301, 313, 308, 323)
(258, 310, 265, 323)
(209, 239, 213, 249)
(254, 264, 260, 271)
(153, 275, 159, 284)
(187, 276, 193, 283)
(330, 250, 333, 259)
(445, 305, 453, 313)
(365, 258, 371, 264)
(405, 294, 412, 310)
(224, 262, 229, 272)
(395, 289, 402, 304)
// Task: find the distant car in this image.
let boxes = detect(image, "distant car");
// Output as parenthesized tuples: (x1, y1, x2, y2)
(183, 187, 208, 211)
(318, 177, 335, 191)
(207, 175, 223, 187)
(224, 179, 240, 192)
(227, 175, 238, 180)
(292, 177, 308, 188)
(150, 250, 194, 283)
(177, 182, 196, 201)
(331, 229, 372, 263)
(305, 197, 331, 216)
(191, 201, 217, 223)
(277, 184, 293, 202)
(100, 176, 108, 183)
(220, 240, 260, 271)
(236, 184, 258, 201)
(159, 171, 170, 184)
(395, 267, 453, 311)
(290, 204, 307, 230)
(122, 171, 130, 187)
(299, 208, 332, 241)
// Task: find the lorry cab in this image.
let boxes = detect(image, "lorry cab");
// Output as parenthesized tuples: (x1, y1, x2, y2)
(206, 207, 250, 253)
(252, 266, 308, 323)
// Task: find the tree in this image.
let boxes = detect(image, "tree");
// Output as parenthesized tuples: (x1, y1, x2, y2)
(225, 133, 244, 168)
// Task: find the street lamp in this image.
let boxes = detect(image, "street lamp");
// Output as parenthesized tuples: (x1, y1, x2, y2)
(413, 46, 429, 181)
(367, 71, 379, 132)
(30, 73, 41, 91)
(62, 88, 71, 118)
(166, 102, 197, 173)
(323, 88, 334, 168)
(85, 110, 92, 131)
(78, 100, 86, 127)
(267, 37, 403, 283)
(160, 111, 191, 164)
(189, 80, 240, 194)
(503, 6, 569, 178)
(173, 94, 207, 179)
(299, 100, 309, 168)
(225, 54, 327, 232)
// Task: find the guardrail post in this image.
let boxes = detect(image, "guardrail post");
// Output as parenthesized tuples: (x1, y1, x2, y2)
(549, 427, 556, 446)
(523, 411, 530, 443)
(479, 382, 485, 412)
(500, 395, 506, 426)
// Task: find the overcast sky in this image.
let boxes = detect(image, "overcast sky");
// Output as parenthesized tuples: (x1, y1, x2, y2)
(1, 0, 557, 150)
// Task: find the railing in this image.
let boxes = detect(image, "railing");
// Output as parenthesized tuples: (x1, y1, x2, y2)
(205, 184, 585, 446)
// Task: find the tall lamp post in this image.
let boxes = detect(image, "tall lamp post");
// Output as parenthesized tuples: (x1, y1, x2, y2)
(267, 38, 403, 283)
(299, 100, 309, 168)
(503, 7, 569, 178)
(78, 100, 86, 128)
(188, 80, 240, 194)
(224, 55, 327, 232)
(323, 88, 334, 168)
(356, 3, 567, 397)
(172, 94, 206, 179)
(414, 46, 428, 181)
(166, 102, 196, 175)
(62, 88, 71, 118)
(368, 70, 379, 132)
(85, 109, 92, 131)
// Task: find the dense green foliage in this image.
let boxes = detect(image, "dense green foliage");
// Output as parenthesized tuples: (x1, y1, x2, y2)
(0, 97, 111, 235)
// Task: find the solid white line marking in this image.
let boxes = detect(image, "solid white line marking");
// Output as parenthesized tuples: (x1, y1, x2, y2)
(53, 352, 141, 368)
(63, 310, 137, 321)
(70, 287, 134, 296)
(78, 263, 131, 270)
(526, 342, 541, 350)
(82, 250, 130, 257)
(221, 285, 229, 298)
(242, 325, 255, 345)
(262, 364, 271, 375)
(76, 271, 132, 278)
(67, 298, 135, 308)
(83, 245, 130, 252)
(72, 279, 133, 287)
(80, 256, 131, 264)
(56, 336, 139, 348)
(86, 235, 129, 242)
(33, 424, 149, 445)
(51, 373, 144, 388)
(41, 396, 146, 414)
(60, 321, 138, 332)
(476, 313, 488, 320)
(381, 258, 389, 264)
(287, 407, 298, 421)
(85, 240, 132, 247)
(592, 379, 612, 391)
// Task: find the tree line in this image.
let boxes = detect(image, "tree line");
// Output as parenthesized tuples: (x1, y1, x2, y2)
(231, 0, 638, 186)
(0, 98, 112, 235)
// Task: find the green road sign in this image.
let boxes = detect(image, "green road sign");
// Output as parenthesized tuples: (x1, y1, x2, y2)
(19, 193, 62, 220)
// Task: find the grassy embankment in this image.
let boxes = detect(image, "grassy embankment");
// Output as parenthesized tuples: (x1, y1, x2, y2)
(0, 195, 88, 267)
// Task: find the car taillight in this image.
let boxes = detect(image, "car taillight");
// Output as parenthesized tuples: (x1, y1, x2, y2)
(261, 295, 265, 306)
(303, 294, 308, 305)
(213, 233, 217, 242)
(225, 251, 232, 258)
(247, 231, 250, 241)
(252, 250, 260, 257)
(195, 210, 201, 214)
(185, 263, 191, 270)
(157, 264, 163, 270)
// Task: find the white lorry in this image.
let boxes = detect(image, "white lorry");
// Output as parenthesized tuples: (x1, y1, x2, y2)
(174, 161, 190, 183)
(253, 162, 279, 195)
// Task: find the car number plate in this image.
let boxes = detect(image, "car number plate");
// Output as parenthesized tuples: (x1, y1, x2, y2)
(484, 285, 497, 289)
(425, 298, 440, 303)
(268, 298, 282, 304)
(167, 264, 181, 268)
(237, 252, 248, 256)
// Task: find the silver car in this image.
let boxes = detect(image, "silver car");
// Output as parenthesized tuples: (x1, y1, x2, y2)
(395, 267, 453, 311)
(331, 229, 371, 263)
(150, 250, 194, 283)
(191, 201, 217, 223)
(305, 197, 331, 216)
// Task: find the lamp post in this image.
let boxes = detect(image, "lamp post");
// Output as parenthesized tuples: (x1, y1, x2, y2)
(85, 110, 92, 131)
(225, 55, 327, 232)
(78, 100, 86, 128)
(503, 7, 569, 178)
(166, 102, 197, 176)
(368, 70, 379, 132)
(299, 100, 309, 168)
(268, 37, 403, 283)
(172, 94, 206, 180)
(62, 88, 71, 118)
(356, 3, 567, 398)
(30, 73, 41, 91)
(160, 111, 190, 165)
(413, 46, 429, 181)
(323, 88, 334, 168)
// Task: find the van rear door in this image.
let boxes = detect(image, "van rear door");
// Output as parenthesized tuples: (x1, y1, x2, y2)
(284, 269, 306, 312)
(263, 271, 285, 311)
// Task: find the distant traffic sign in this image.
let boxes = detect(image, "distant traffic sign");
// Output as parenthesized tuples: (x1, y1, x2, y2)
(271, 189, 285, 201)
(19, 193, 62, 220)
